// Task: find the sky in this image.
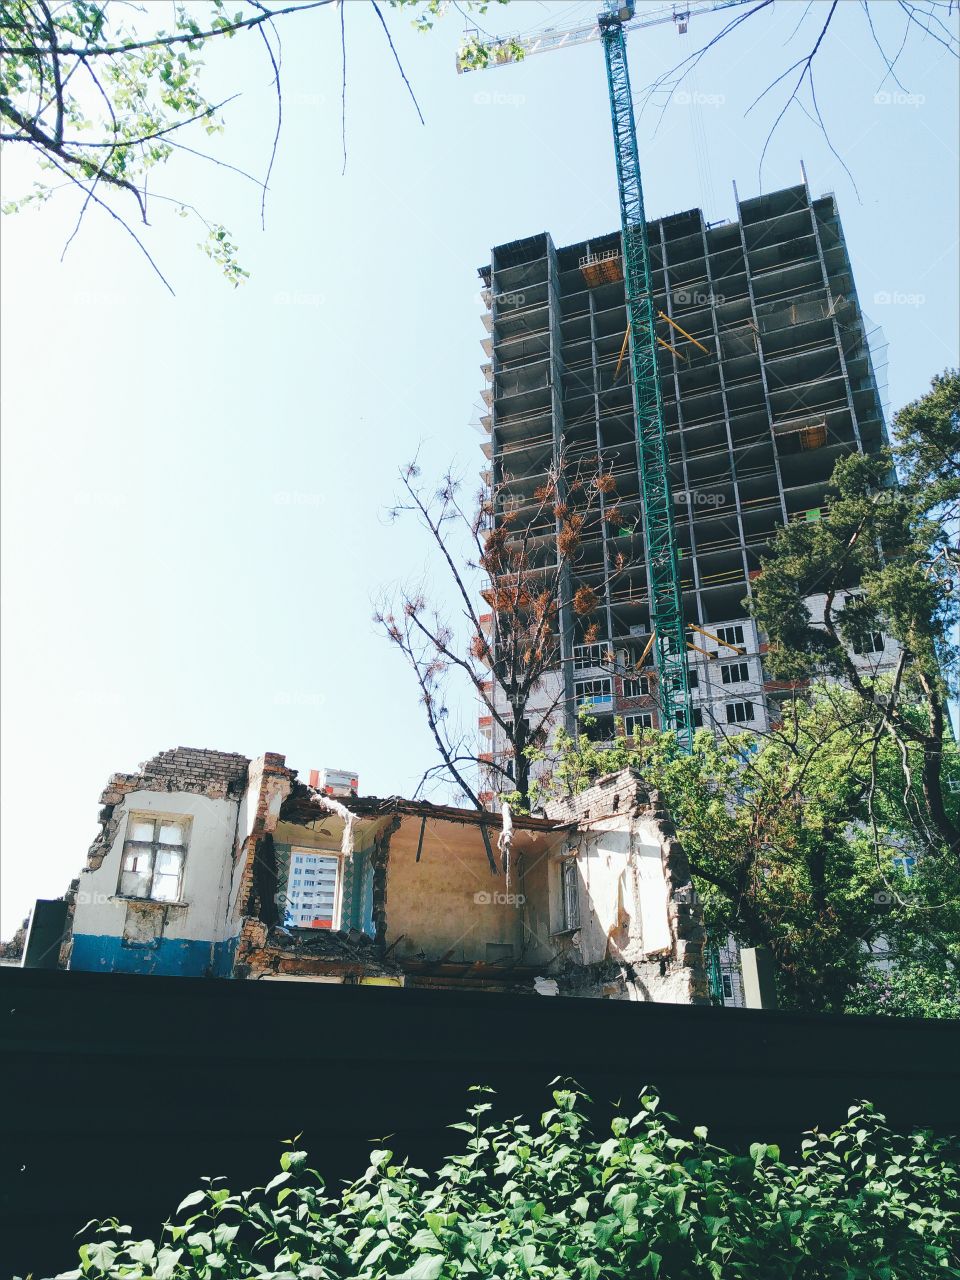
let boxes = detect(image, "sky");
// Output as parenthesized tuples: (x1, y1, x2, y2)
(1, 0, 958, 938)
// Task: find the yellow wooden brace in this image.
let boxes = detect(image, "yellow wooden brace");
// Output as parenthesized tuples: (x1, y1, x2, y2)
(657, 309, 710, 355)
(688, 623, 745, 655)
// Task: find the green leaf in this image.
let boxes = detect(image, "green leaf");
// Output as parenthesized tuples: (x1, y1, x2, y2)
(177, 1190, 206, 1213)
(393, 1256, 444, 1280)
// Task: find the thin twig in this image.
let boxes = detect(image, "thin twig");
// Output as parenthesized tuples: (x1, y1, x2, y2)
(43, 152, 175, 294)
(371, 0, 425, 126)
(251, 3, 282, 230)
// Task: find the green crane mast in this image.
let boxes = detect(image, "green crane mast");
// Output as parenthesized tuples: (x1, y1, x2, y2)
(459, 0, 749, 750)
(599, 0, 691, 748)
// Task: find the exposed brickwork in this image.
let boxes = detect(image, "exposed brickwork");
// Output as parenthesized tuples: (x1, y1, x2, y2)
(87, 747, 250, 874)
(234, 754, 296, 923)
(544, 769, 652, 826)
(55, 748, 252, 969)
(0, 917, 28, 963)
(234, 917, 403, 981)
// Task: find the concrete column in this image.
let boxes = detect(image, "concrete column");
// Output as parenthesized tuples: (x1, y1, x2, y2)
(740, 946, 778, 1009)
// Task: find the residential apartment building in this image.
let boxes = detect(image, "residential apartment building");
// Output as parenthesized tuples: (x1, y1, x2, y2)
(476, 180, 892, 774)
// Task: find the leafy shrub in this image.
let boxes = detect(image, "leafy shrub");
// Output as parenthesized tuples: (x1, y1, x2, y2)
(60, 1085, 960, 1279)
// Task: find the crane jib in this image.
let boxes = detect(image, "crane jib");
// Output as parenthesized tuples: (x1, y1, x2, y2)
(600, 13, 694, 750)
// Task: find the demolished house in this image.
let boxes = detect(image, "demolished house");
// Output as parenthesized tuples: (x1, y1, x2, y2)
(52, 747, 707, 1002)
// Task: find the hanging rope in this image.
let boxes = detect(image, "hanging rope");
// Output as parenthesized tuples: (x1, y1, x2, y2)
(308, 789, 356, 857)
(497, 801, 514, 890)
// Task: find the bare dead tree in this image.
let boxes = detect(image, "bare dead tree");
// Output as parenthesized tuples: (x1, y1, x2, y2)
(375, 449, 629, 809)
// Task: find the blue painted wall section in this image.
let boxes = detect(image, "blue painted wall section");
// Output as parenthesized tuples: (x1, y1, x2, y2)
(70, 934, 237, 977)
(275, 842, 293, 925)
(342, 851, 374, 935)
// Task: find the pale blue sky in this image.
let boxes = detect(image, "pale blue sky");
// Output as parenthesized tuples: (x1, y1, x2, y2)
(2, 0, 957, 937)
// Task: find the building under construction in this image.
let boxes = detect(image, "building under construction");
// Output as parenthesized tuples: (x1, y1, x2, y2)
(476, 179, 891, 773)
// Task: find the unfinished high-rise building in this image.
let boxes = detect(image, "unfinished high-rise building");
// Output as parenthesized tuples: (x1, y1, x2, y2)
(476, 180, 891, 782)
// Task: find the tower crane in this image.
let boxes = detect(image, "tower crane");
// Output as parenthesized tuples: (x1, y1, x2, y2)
(459, 0, 751, 750)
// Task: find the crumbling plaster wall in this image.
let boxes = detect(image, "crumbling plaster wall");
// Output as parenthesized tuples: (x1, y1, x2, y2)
(229, 753, 296, 928)
(68, 748, 249, 976)
(544, 770, 709, 1004)
(383, 815, 558, 969)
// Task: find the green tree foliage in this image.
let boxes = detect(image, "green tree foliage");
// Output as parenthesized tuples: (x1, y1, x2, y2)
(751, 369, 960, 861)
(527, 688, 960, 1015)
(0, 0, 507, 285)
(61, 1085, 960, 1279)
(522, 373, 960, 1016)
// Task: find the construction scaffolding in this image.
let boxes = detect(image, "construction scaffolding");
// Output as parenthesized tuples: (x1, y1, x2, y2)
(477, 181, 889, 754)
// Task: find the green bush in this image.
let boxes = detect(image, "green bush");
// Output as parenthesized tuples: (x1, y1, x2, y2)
(60, 1085, 960, 1279)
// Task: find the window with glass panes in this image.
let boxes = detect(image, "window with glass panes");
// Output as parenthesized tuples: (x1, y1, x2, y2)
(573, 642, 611, 671)
(624, 712, 654, 735)
(725, 700, 755, 724)
(621, 674, 650, 698)
(118, 815, 189, 902)
(716, 625, 745, 649)
(558, 858, 579, 931)
(574, 677, 613, 706)
(720, 661, 750, 685)
(286, 848, 340, 928)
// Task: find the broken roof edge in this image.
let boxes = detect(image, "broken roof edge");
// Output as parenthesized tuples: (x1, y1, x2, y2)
(279, 783, 571, 833)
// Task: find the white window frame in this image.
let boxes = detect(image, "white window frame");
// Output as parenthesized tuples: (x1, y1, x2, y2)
(573, 641, 611, 671)
(553, 857, 580, 934)
(574, 676, 613, 707)
(852, 630, 884, 655)
(621, 674, 650, 699)
(284, 846, 343, 931)
(117, 813, 190, 904)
